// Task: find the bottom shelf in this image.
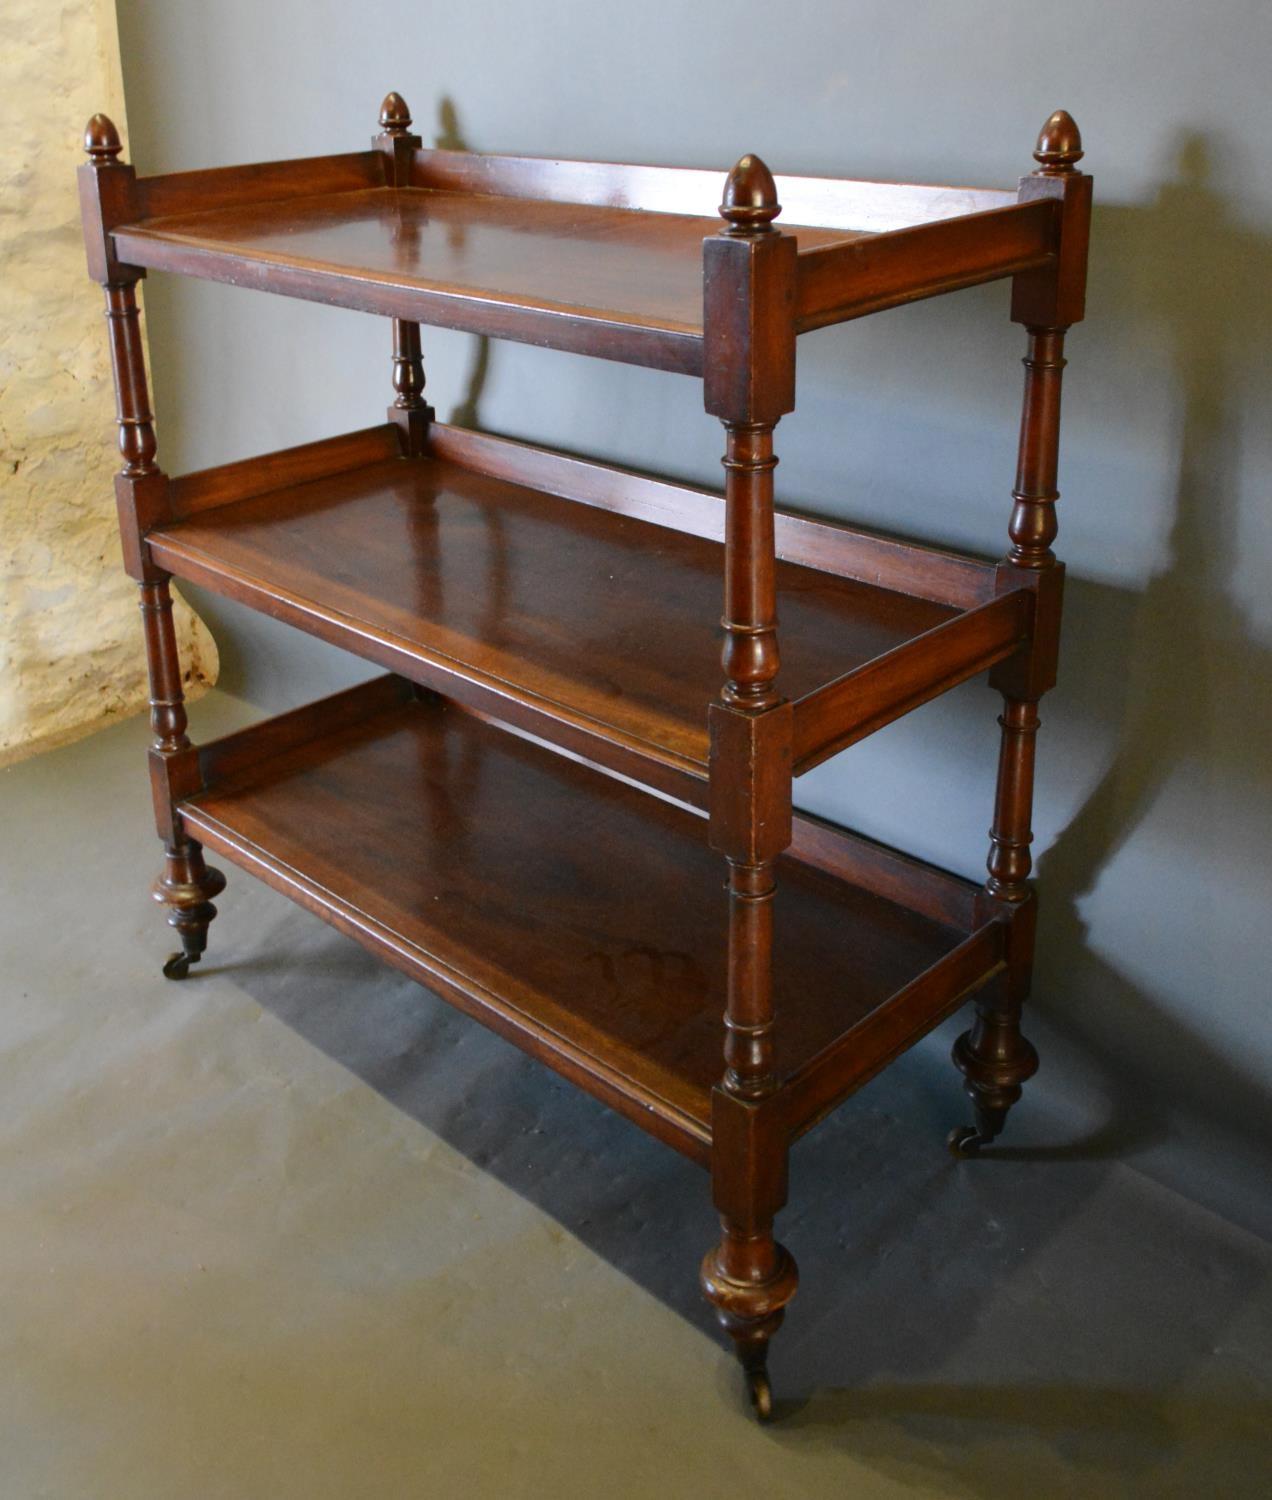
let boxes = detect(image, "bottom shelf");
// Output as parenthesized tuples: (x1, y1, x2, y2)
(180, 677, 1004, 1162)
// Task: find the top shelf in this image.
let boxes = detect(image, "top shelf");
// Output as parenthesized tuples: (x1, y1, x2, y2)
(99, 145, 1062, 373)
(112, 183, 850, 374)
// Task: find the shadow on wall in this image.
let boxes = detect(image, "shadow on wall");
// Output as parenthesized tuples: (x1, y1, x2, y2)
(1028, 133, 1272, 1178)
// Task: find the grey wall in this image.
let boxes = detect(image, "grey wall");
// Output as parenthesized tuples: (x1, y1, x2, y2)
(115, 1, 1272, 1228)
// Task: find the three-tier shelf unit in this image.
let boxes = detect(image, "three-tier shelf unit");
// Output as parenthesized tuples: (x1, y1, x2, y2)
(79, 94, 1091, 1419)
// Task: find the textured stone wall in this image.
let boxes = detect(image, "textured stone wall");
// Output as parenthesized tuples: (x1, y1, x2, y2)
(0, 0, 216, 769)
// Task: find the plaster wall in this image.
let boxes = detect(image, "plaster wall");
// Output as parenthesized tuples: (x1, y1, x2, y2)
(0, 0, 215, 769)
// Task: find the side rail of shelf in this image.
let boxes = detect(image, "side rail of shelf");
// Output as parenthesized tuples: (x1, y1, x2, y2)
(794, 196, 1058, 329)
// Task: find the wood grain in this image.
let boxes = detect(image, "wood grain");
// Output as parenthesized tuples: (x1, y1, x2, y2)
(178, 688, 977, 1157)
(796, 198, 1056, 330)
(169, 423, 404, 518)
(429, 423, 997, 608)
(112, 186, 819, 374)
(133, 152, 386, 220)
(411, 146, 1016, 230)
(790, 589, 1033, 773)
(147, 444, 958, 788)
(784, 923, 1006, 1137)
(78, 99, 1094, 1416)
(106, 179, 1039, 369)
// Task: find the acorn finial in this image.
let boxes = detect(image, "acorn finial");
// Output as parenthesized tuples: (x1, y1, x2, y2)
(84, 114, 122, 163)
(1033, 110, 1083, 174)
(379, 92, 413, 136)
(719, 154, 781, 235)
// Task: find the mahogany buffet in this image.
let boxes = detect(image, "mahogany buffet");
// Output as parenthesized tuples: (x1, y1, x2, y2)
(78, 94, 1091, 1419)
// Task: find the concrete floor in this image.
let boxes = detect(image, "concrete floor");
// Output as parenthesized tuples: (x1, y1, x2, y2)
(2, 692, 1270, 1499)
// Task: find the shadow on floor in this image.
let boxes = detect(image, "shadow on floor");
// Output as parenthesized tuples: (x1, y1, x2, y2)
(773, 1381, 1272, 1498)
(209, 905, 1272, 1494)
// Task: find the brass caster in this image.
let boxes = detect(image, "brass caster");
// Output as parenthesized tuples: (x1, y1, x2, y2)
(947, 1124, 988, 1158)
(746, 1365, 774, 1422)
(162, 951, 199, 981)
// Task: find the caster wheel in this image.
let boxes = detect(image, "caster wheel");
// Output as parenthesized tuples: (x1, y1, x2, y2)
(746, 1366, 774, 1422)
(947, 1124, 986, 1158)
(162, 951, 197, 981)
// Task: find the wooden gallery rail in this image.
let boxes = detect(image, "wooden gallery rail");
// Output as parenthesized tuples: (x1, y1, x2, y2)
(78, 95, 1091, 1419)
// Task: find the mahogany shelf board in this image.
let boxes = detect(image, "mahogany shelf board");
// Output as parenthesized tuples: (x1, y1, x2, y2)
(147, 450, 958, 786)
(111, 187, 868, 372)
(179, 693, 971, 1158)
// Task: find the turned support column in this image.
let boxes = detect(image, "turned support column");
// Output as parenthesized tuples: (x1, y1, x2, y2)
(951, 326, 1061, 1153)
(721, 422, 781, 713)
(699, 155, 798, 1419)
(952, 676, 1044, 1141)
(83, 115, 225, 980)
(1006, 327, 1067, 571)
(986, 697, 1041, 903)
(376, 92, 433, 454)
(141, 576, 226, 979)
(391, 318, 429, 413)
(703, 486, 797, 1415)
(950, 112, 1088, 1155)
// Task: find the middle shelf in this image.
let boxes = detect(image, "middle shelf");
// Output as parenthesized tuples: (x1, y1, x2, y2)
(149, 420, 1030, 805)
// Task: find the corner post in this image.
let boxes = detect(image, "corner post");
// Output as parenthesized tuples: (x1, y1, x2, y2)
(375, 92, 433, 455)
(79, 115, 225, 981)
(951, 112, 1090, 1154)
(698, 155, 798, 1419)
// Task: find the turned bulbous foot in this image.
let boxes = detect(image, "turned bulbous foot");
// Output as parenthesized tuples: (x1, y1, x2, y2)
(721, 1311, 782, 1422)
(720, 1308, 785, 1421)
(701, 1230, 797, 1422)
(948, 1001, 1037, 1158)
(153, 841, 226, 981)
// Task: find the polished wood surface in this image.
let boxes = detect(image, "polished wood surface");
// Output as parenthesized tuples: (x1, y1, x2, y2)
(795, 197, 1056, 331)
(785, 923, 1005, 1137)
(81, 119, 227, 983)
(374, 94, 434, 456)
(1012, 111, 1092, 329)
(168, 424, 403, 518)
(428, 423, 998, 609)
(103, 145, 1052, 373)
(142, 576, 227, 979)
(79, 96, 1092, 1420)
(787, 809, 979, 930)
(949, 113, 1090, 1160)
(410, 147, 1017, 230)
(698, 157, 804, 1414)
(146, 438, 962, 790)
(132, 153, 384, 222)
(1006, 327, 1067, 569)
(180, 684, 980, 1159)
(791, 588, 1032, 772)
(985, 697, 1041, 903)
(110, 187, 854, 373)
